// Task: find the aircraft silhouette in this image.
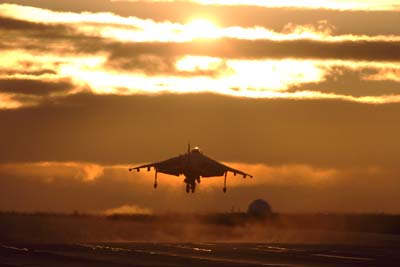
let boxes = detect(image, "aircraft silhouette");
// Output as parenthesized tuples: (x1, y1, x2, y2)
(129, 145, 253, 193)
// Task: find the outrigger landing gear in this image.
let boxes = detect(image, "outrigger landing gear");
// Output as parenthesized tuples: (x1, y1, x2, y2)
(153, 170, 158, 189)
(223, 172, 227, 193)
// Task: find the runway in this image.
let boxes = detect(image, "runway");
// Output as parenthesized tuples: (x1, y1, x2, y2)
(1, 242, 399, 267)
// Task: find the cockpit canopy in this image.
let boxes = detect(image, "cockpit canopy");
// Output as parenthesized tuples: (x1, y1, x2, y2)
(191, 147, 201, 154)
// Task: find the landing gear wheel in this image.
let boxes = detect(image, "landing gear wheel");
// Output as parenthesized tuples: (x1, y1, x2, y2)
(191, 183, 196, 193)
(186, 183, 190, 193)
(223, 187, 227, 193)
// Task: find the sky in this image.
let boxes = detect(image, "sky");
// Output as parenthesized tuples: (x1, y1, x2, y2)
(1, 0, 400, 214)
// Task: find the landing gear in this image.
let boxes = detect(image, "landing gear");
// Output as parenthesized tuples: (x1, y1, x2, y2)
(185, 181, 196, 193)
(184, 175, 199, 193)
(153, 170, 158, 189)
(223, 172, 227, 193)
(191, 182, 196, 193)
(186, 183, 190, 193)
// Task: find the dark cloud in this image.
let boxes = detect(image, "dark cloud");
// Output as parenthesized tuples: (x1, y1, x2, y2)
(95, 39, 400, 63)
(4, 0, 400, 35)
(0, 69, 56, 76)
(0, 15, 139, 38)
(105, 54, 230, 77)
(288, 69, 400, 97)
(105, 55, 177, 74)
(1, 15, 400, 63)
(0, 16, 53, 30)
(2, 16, 399, 63)
(0, 78, 74, 96)
(203, 39, 400, 61)
(0, 16, 73, 38)
(0, 16, 102, 53)
(1, 93, 400, 169)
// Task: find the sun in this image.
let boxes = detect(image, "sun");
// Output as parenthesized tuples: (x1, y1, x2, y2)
(186, 19, 220, 39)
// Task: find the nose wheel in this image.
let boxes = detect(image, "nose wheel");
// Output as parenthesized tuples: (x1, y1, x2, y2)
(191, 182, 196, 193)
(185, 182, 196, 193)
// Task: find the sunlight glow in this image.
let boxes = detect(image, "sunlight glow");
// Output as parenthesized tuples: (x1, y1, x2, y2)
(2, 47, 400, 106)
(0, 162, 104, 182)
(0, 161, 340, 187)
(363, 69, 400, 82)
(59, 56, 327, 94)
(104, 205, 152, 215)
(175, 56, 226, 73)
(2, 4, 400, 43)
(185, 19, 220, 39)
(0, 93, 24, 109)
(56, 55, 400, 104)
(2, 4, 400, 107)
(111, 0, 400, 11)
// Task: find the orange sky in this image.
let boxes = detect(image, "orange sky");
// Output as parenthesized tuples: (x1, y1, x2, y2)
(0, 0, 400, 214)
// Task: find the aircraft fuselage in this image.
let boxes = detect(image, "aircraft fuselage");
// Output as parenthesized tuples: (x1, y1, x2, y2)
(129, 145, 252, 193)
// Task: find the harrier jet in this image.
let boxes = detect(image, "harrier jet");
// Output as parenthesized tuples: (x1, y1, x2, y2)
(129, 145, 253, 193)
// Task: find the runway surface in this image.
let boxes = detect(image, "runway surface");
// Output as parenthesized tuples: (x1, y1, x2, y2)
(1, 242, 399, 267)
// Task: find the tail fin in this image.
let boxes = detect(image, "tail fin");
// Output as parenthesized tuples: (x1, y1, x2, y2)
(187, 142, 191, 154)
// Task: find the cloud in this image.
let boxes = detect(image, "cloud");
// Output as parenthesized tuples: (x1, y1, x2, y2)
(1, 2, 400, 215)
(3, 4, 400, 43)
(1, 93, 400, 169)
(0, 78, 74, 96)
(282, 20, 336, 36)
(0, 16, 69, 33)
(4, 0, 400, 39)
(1, 4, 400, 107)
(3, 44, 400, 105)
(0, 93, 26, 109)
(55, 56, 400, 104)
(0, 162, 104, 183)
(0, 160, 385, 190)
(1, 160, 400, 213)
(2, 5, 400, 64)
(287, 64, 400, 97)
(112, 0, 400, 11)
(103, 204, 152, 215)
(0, 69, 57, 77)
(0, 161, 354, 188)
(198, 163, 339, 188)
(110, 0, 400, 11)
(363, 69, 400, 82)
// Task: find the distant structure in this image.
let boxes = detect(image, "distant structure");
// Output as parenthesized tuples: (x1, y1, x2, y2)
(247, 199, 272, 219)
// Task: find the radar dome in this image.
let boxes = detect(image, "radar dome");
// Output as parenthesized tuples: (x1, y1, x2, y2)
(247, 199, 272, 218)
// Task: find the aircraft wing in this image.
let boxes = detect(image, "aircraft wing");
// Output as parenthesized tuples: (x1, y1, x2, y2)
(129, 155, 185, 176)
(198, 154, 253, 178)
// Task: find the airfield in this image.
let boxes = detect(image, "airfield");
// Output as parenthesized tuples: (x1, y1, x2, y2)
(3, 242, 400, 267)
(1, 212, 400, 266)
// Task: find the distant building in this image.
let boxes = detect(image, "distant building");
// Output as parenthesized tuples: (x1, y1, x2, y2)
(247, 199, 272, 219)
